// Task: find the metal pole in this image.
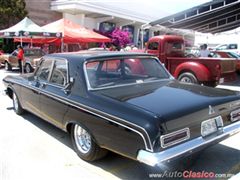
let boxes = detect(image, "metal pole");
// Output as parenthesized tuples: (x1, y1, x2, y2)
(20, 35, 23, 46)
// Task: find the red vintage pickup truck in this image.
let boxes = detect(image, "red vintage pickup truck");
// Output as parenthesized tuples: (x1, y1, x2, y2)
(144, 35, 236, 86)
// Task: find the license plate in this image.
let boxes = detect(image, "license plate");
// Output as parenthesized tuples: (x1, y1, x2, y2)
(201, 118, 218, 137)
(219, 78, 224, 84)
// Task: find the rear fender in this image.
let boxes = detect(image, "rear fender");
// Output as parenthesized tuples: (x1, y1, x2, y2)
(174, 62, 211, 82)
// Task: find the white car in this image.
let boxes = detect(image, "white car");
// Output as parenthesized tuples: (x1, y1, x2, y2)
(213, 43, 240, 55)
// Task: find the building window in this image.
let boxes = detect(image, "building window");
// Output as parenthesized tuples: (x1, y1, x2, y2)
(99, 22, 116, 33)
(122, 25, 135, 43)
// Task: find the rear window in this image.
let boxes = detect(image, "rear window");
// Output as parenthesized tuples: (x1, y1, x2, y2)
(85, 57, 170, 89)
(148, 42, 159, 50)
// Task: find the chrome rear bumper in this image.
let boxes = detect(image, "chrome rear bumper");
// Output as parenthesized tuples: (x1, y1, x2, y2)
(137, 121, 240, 166)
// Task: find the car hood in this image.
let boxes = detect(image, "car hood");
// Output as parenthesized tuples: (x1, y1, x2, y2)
(96, 80, 240, 121)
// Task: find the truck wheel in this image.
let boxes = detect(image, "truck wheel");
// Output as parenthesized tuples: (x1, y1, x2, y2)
(178, 72, 198, 84)
(5, 62, 12, 71)
(71, 123, 108, 161)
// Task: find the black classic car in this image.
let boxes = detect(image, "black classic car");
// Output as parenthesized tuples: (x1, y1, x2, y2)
(3, 51, 240, 167)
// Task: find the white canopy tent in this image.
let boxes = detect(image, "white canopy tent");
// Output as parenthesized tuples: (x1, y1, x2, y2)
(0, 17, 61, 46)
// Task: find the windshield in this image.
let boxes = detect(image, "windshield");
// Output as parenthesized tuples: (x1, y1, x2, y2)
(25, 49, 45, 56)
(85, 57, 170, 90)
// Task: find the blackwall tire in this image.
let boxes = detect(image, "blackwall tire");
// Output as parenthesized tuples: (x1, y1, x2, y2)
(5, 62, 12, 71)
(13, 91, 24, 115)
(71, 124, 107, 161)
(178, 72, 198, 84)
(25, 63, 33, 73)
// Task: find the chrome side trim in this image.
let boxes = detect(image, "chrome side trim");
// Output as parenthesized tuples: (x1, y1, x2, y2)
(10, 81, 153, 151)
(137, 120, 240, 167)
(160, 128, 190, 148)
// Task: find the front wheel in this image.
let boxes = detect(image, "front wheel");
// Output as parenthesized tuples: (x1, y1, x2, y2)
(178, 72, 198, 84)
(13, 92, 24, 115)
(71, 124, 107, 161)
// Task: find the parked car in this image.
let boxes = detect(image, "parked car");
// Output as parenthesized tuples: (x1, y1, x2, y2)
(0, 51, 6, 68)
(3, 48, 45, 73)
(209, 51, 240, 73)
(213, 43, 240, 55)
(3, 51, 240, 167)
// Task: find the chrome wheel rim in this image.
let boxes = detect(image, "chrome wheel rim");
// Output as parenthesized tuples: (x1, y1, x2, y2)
(180, 77, 192, 83)
(74, 125, 91, 154)
(13, 93, 18, 111)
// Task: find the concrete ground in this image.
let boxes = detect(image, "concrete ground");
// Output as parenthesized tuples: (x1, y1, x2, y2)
(0, 68, 239, 180)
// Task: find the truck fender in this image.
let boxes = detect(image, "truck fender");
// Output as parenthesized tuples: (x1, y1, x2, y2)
(174, 62, 211, 82)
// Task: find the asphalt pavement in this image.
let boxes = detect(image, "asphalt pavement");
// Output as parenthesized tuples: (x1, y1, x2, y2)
(0, 68, 239, 180)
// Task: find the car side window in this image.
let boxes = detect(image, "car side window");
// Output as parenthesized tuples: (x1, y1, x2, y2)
(148, 42, 159, 50)
(229, 44, 237, 49)
(36, 59, 53, 81)
(49, 60, 68, 86)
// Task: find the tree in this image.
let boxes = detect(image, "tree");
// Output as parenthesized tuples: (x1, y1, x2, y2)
(0, 0, 28, 29)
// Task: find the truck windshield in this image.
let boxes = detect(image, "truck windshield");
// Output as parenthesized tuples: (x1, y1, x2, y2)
(85, 57, 170, 90)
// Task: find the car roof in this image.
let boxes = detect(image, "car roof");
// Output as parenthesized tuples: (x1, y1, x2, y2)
(44, 51, 153, 62)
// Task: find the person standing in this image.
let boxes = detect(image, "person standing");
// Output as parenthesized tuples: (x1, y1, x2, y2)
(199, 44, 210, 57)
(17, 45, 24, 73)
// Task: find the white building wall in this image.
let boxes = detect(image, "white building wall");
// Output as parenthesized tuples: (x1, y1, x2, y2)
(63, 13, 85, 26)
(84, 17, 98, 29)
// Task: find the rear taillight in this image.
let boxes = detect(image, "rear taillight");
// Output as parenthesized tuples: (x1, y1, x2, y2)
(160, 128, 190, 148)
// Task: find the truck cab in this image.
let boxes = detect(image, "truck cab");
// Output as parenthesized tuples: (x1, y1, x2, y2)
(145, 35, 236, 86)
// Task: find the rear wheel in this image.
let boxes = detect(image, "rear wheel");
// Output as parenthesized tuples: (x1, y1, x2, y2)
(13, 91, 24, 115)
(25, 63, 33, 73)
(5, 62, 12, 71)
(71, 124, 107, 161)
(178, 72, 198, 84)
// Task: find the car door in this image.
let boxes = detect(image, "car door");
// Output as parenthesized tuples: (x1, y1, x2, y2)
(38, 58, 69, 129)
(8, 50, 18, 67)
(22, 58, 54, 117)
